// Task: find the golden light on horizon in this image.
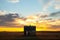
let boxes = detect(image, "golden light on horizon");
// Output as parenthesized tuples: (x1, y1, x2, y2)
(0, 27, 24, 32)
(0, 16, 60, 32)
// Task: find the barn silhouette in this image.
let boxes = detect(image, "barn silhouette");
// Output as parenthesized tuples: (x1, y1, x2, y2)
(24, 26, 36, 36)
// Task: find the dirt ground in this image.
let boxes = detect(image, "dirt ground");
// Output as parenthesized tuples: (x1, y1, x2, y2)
(0, 31, 60, 40)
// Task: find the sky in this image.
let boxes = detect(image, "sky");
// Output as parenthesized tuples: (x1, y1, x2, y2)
(0, 0, 60, 31)
(0, 0, 60, 16)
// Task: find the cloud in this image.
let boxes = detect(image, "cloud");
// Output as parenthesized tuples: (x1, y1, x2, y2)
(49, 11, 60, 17)
(7, 0, 20, 3)
(38, 0, 53, 11)
(0, 13, 20, 27)
(36, 11, 50, 18)
(54, 0, 60, 3)
(38, 0, 60, 11)
(42, 0, 53, 11)
(54, 5, 60, 9)
(0, 10, 7, 15)
(54, 0, 60, 9)
(54, 4, 60, 10)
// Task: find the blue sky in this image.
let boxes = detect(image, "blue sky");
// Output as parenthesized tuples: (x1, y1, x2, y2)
(0, 0, 60, 16)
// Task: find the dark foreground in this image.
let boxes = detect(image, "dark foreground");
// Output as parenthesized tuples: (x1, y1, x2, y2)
(0, 31, 60, 40)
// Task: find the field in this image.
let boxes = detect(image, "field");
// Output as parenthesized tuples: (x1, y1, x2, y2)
(0, 31, 60, 40)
